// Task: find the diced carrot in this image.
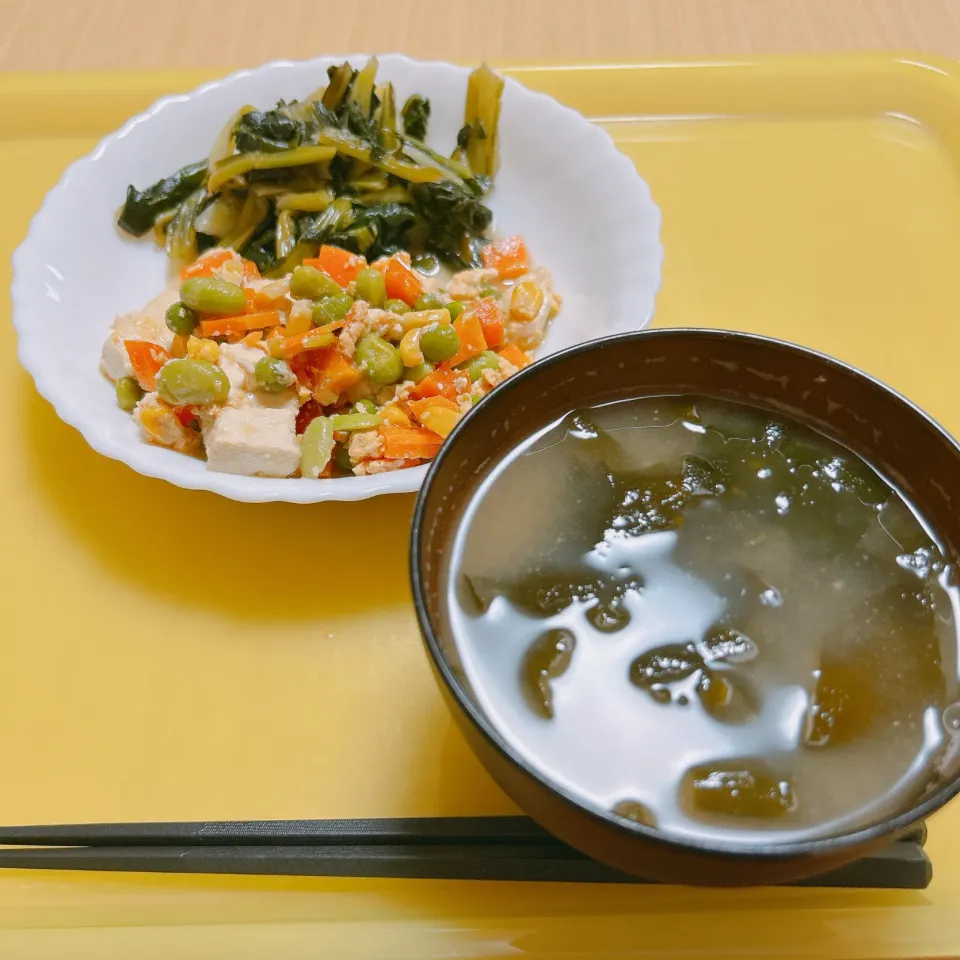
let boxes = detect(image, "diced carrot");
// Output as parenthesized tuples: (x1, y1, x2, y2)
(241, 331, 264, 346)
(284, 329, 337, 359)
(180, 249, 235, 280)
(498, 342, 530, 368)
(379, 424, 444, 460)
(199, 311, 281, 338)
(473, 297, 505, 348)
(410, 365, 459, 401)
(173, 405, 197, 428)
(449, 311, 487, 366)
(319, 350, 363, 395)
(304, 246, 367, 288)
(380, 257, 422, 306)
(242, 259, 261, 281)
(481, 235, 529, 280)
(296, 399, 323, 434)
(125, 341, 172, 391)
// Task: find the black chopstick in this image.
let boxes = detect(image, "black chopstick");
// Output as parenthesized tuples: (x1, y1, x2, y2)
(0, 816, 931, 888)
(0, 837, 931, 888)
(0, 816, 927, 848)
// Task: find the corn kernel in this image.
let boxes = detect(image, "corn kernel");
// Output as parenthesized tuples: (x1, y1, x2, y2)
(399, 308, 450, 331)
(171, 334, 189, 358)
(187, 337, 220, 363)
(381, 405, 411, 426)
(399, 328, 424, 367)
(417, 405, 461, 438)
(286, 300, 314, 336)
(509, 281, 544, 324)
(313, 387, 338, 406)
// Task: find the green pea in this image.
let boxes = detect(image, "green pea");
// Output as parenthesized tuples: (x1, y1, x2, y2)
(115, 376, 144, 412)
(412, 253, 439, 274)
(445, 300, 465, 321)
(291, 265, 342, 300)
(165, 301, 199, 336)
(180, 277, 247, 315)
(255, 356, 295, 393)
(415, 291, 445, 312)
(385, 298, 411, 315)
(155, 358, 230, 406)
(329, 412, 382, 431)
(404, 361, 435, 384)
(354, 268, 387, 307)
(301, 416, 335, 479)
(478, 285, 499, 299)
(353, 399, 378, 414)
(355, 333, 404, 385)
(458, 350, 501, 383)
(420, 323, 460, 363)
(312, 293, 354, 325)
(334, 443, 354, 473)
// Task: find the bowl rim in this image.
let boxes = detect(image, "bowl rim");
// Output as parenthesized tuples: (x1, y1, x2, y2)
(11, 51, 662, 503)
(410, 326, 960, 861)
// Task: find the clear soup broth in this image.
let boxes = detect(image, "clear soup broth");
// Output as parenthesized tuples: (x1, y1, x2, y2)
(449, 396, 960, 844)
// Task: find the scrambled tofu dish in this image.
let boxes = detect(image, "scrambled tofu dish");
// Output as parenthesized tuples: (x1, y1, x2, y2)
(108, 58, 560, 479)
(102, 242, 559, 478)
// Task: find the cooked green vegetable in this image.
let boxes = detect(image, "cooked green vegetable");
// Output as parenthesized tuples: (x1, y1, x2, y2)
(385, 298, 411, 315)
(445, 300, 465, 321)
(115, 376, 144, 412)
(255, 356, 295, 392)
(461, 64, 503, 177)
(290, 264, 338, 300)
(180, 277, 248, 315)
(420, 323, 460, 362)
(401, 94, 431, 140)
(353, 399, 378, 414)
(118, 160, 207, 237)
(301, 416, 335, 478)
(312, 293, 354, 325)
(459, 350, 501, 382)
(355, 333, 403, 384)
(156, 359, 230, 406)
(119, 61, 504, 270)
(403, 361, 435, 384)
(165, 301, 199, 336)
(329, 412, 382, 431)
(415, 291, 444, 312)
(355, 267, 386, 306)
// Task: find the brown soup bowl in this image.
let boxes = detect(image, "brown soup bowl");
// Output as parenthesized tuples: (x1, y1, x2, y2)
(410, 328, 960, 885)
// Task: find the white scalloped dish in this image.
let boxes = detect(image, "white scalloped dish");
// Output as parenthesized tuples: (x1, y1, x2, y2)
(13, 54, 662, 503)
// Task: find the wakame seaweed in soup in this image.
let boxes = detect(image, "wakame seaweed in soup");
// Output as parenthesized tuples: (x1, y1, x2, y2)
(449, 396, 960, 845)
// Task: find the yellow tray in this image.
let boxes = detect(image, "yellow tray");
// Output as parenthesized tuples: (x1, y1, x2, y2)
(4, 53, 960, 958)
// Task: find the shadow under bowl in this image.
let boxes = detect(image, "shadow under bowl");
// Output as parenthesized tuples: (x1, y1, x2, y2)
(410, 327, 960, 886)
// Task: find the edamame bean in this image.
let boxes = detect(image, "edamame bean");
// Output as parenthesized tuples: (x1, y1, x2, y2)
(458, 350, 501, 383)
(403, 361, 435, 384)
(354, 268, 387, 307)
(385, 298, 411, 315)
(415, 291, 445, 311)
(291, 265, 341, 300)
(312, 293, 354, 325)
(255, 356, 295, 393)
(165, 301, 199, 336)
(155, 358, 230, 406)
(301, 416, 335, 479)
(420, 323, 460, 363)
(355, 334, 404, 385)
(445, 300, 465, 321)
(353, 399, 378, 414)
(179, 277, 248, 315)
(115, 376, 144, 412)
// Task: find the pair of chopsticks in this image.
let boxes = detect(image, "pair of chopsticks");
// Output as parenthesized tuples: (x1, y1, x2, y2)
(0, 817, 931, 887)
